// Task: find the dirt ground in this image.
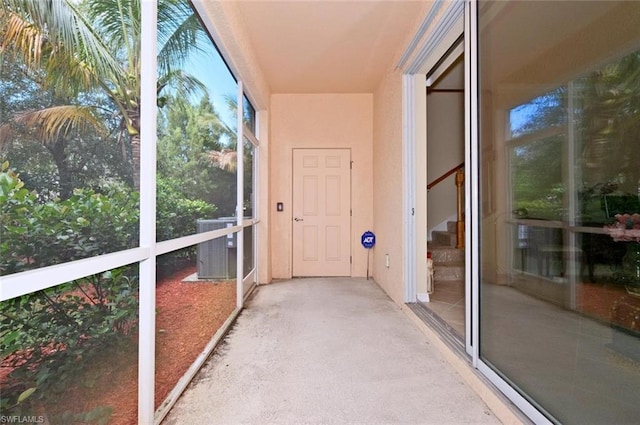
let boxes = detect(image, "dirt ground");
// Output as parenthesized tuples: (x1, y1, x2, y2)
(16, 266, 237, 424)
(115, 266, 236, 424)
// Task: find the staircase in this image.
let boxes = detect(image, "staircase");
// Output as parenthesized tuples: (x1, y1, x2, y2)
(429, 221, 465, 284)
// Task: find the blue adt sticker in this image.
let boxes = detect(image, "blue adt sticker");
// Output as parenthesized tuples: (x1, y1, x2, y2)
(361, 231, 376, 249)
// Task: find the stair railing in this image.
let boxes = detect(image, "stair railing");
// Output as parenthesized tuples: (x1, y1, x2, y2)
(427, 162, 465, 249)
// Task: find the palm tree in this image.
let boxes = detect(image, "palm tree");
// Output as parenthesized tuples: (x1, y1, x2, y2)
(0, 0, 206, 190)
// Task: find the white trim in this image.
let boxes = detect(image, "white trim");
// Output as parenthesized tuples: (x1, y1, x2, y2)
(242, 218, 259, 227)
(0, 248, 149, 301)
(426, 41, 464, 87)
(153, 306, 242, 425)
(397, 0, 446, 70)
(466, 0, 478, 360)
(477, 361, 553, 425)
(250, 140, 259, 283)
(407, 0, 465, 75)
(156, 226, 242, 256)
(403, 74, 417, 303)
(243, 271, 255, 293)
(236, 81, 245, 309)
(138, 1, 158, 423)
(243, 123, 259, 147)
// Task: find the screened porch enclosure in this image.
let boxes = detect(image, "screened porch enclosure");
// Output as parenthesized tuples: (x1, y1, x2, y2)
(0, 1, 258, 422)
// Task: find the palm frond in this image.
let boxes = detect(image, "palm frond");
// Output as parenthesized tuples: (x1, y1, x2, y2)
(157, 68, 207, 99)
(82, 0, 140, 76)
(208, 149, 237, 172)
(1, 0, 124, 93)
(0, 9, 42, 68)
(157, 0, 207, 75)
(3, 105, 107, 146)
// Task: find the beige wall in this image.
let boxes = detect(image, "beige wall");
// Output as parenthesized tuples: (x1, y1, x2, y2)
(369, 3, 437, 305)
(269, 94, 374, 279)
(199, 0, 434, 296)
(372, 71, 406, 304)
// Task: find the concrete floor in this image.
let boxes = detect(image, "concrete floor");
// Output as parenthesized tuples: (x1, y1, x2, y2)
(163, 277, 502, 425)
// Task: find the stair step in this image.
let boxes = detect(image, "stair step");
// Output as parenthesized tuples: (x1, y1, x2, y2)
(433, 230, 457, 247)
(428, 245, 465, 263)
(434, 263, 465, 281)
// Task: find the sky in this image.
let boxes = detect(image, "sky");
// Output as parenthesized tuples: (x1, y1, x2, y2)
(183, 40, 239, 133)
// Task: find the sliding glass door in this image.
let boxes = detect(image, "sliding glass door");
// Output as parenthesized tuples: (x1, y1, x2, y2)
(478, 1, 640, 423)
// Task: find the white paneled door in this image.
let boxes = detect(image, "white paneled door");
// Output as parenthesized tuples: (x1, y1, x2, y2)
(292, 149, 351, 276)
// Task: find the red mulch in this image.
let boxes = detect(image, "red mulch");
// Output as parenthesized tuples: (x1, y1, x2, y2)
(576, 281, 640, 331)
(1, 266, 237, 424)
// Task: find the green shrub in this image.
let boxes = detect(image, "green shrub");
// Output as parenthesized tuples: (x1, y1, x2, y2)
(0, 165, 217, 418)
(0, 163, 139, 274)
(0, 266, 138, 419)
(156, 176, 217, 242)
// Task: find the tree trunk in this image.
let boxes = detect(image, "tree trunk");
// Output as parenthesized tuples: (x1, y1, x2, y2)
(48, 136, 72, 200)
(130, 133, 140, 190)
(128, 107, 141, 190)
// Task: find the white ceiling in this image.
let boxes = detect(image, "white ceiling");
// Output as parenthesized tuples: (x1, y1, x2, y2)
(220, 1, 430, 93)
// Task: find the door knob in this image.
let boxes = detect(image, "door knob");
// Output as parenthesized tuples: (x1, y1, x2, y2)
(294, 217, 304, 222)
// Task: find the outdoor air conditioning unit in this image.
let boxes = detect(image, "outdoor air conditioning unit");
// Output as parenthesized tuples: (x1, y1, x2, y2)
(197, 218, 237, 279)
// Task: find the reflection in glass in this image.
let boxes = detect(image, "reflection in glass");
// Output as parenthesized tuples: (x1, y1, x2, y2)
(509, 90, 565, 139)
(155, 248, 236, 408)
(480, 1, 640, 423)
(511, 135, 564, 221)
(0, 266, 139, 422)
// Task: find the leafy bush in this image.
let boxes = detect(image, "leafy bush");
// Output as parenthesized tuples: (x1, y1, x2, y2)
(0, 267, 138, 418)
(156, 176, 218, 275)
(156, 176, 217, 242)
(0, 165, 139, 419)
(0, 163, 139, 275)
(0, 165, 218, 419)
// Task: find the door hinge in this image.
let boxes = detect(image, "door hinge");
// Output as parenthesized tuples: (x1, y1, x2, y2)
(350, 161, 353, 169)
(350, 256, 352, 264)
(350, 209, 352, 217)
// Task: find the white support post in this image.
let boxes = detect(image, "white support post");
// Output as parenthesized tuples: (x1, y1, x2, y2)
(138, 0, 158, 423)
(236, 82, 244, 309)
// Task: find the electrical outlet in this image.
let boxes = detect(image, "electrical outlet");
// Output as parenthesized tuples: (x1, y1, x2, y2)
(385, 254, 390, 268)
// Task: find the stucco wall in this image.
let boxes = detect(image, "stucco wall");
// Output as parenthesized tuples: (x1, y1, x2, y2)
(372, 71, 406, 304)
(270, 94, 374, 279)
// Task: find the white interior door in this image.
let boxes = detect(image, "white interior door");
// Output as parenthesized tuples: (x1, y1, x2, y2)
(292, 149, 351, 277)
